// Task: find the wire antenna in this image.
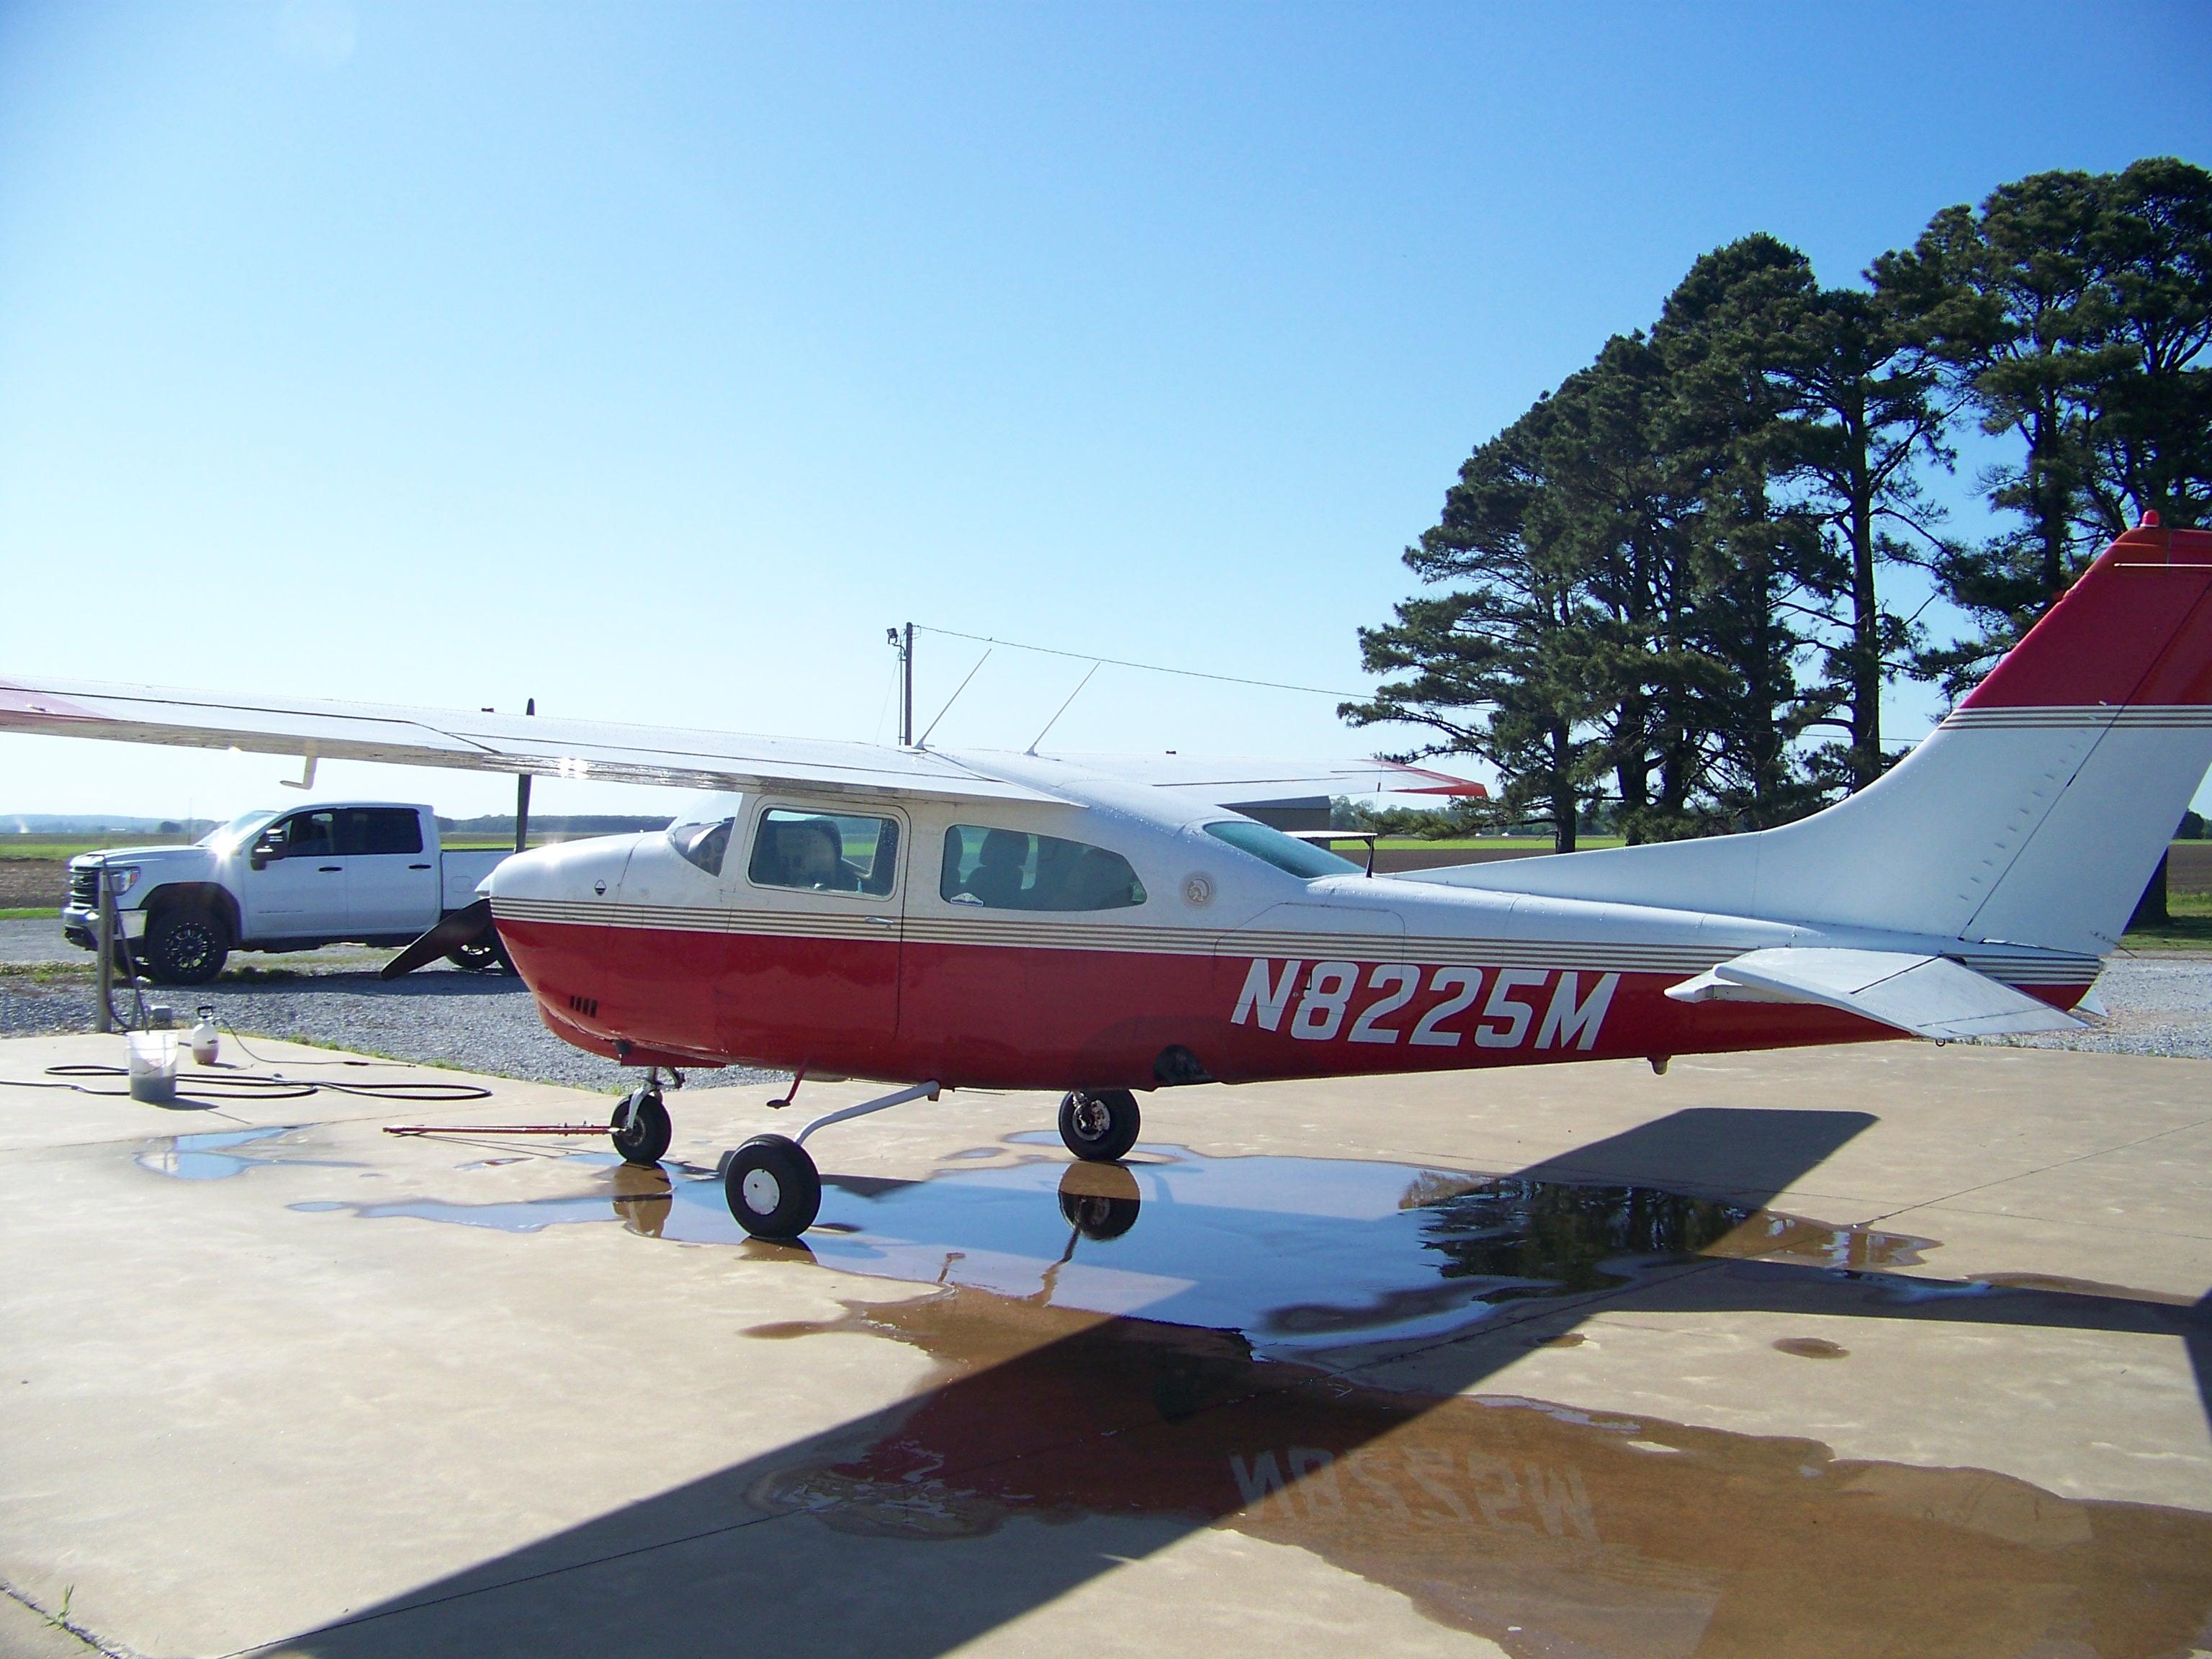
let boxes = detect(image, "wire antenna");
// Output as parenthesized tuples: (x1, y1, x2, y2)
(916, 648, 992, 749)
(1025, 661, 1102, 755)
(914, 624, 1364, 701)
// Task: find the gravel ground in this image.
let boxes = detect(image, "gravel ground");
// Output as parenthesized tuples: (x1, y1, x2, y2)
(3, 916, 2206, 1082)
(0, 937, 773, 1092)
(1978, 956, 2212, 1059)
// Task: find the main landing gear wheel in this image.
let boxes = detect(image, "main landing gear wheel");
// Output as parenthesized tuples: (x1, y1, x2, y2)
(1058, 1089, 1141, 1163)
(724, 1134, 821, 1239)
(609, 1088, 672, 1166)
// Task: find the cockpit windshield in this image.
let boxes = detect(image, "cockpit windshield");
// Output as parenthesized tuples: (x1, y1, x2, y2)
(199, 809, 279, 850)
(1202, 819, 1362, 879)
(666, 791, 745, 876)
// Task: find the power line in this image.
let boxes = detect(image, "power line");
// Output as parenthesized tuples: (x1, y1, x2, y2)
(911, 624, 1370, 701)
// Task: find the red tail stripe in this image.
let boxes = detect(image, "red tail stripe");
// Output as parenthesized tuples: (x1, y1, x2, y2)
(1960, 526, 2212, 711)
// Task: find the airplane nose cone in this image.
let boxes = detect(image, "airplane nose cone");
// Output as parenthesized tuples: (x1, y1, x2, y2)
(485, 833, 644, 903)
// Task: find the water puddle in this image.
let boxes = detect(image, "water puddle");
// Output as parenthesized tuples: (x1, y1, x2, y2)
(134, 1125, 351, 1180)
(295, 1139, 1938, 1355)
(730, 1285, 2212, 1658)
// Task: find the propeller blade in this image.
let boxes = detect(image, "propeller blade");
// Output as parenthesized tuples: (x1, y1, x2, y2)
(380, 897, 494, 980)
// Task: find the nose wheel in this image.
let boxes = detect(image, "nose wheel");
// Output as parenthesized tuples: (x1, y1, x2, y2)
(1059, 1089, 1141, 1162)
(609, 1084, 672, 1166)
(724, 1135, 822, 1238)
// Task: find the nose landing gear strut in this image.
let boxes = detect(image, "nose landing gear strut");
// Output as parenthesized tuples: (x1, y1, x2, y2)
(610, 1071, 675, 1166)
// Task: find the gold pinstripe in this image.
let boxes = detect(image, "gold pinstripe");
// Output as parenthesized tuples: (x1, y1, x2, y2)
(491, 896, 2097, 984)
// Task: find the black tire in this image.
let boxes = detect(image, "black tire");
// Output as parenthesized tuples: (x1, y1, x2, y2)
(1058, 1089, 1141, 1163)
(141, 907, 230, 986)
(444, 938, 514, 974)
(609, 1091, 672, 1166)
(1057, 1163, 1142, 1240)
(724, 1134, 822, 1238)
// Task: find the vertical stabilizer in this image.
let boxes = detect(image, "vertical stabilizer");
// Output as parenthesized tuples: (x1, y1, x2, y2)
(1403, 523, 2212, 957)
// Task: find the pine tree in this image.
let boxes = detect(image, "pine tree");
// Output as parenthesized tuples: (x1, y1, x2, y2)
(1877, 159, 2212, 693)
(1343, 401, 1604, 851)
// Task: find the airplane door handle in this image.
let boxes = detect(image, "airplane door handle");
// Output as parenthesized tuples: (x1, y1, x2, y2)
(318, 866, 342, 873)
(408, 863, 431, 870)
(866, 916, 898, 927)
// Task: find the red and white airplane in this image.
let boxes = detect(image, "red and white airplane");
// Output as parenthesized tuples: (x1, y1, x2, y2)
(6, 518, 2209, 1238)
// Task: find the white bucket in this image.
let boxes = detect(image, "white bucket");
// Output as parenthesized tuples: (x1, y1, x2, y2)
(127, 1030, 180, 1104)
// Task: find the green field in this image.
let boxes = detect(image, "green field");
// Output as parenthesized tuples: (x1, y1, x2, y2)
(1331, 835, 1630, 851)
(6, 833, 2208, 953)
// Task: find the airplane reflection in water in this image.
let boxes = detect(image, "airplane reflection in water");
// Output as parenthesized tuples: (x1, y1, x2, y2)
(259, 1122, 2211, 1657)
(296, 1129, 1954, 1356)
(158, 1106, 2212, 1658)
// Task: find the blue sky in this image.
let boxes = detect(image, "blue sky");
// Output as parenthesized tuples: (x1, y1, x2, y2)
(2, 1, 2207, 824)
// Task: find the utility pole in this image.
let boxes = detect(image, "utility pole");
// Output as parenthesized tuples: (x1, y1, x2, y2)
(888, 624, 914, 747)
(94, 863, 114, 1034)
(514, 697, 534, 854)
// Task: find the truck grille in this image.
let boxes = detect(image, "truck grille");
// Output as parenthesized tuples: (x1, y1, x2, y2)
(67, 866, 102, 909)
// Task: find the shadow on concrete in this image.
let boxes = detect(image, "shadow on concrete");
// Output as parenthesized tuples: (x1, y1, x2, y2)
(268, 1107, 2212, 1659)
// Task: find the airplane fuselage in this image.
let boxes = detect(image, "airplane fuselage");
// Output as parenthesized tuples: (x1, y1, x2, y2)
(489, 765, 2097, 1093)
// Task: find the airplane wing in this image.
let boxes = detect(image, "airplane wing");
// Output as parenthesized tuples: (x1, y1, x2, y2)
(1020, 752, 1488, 805)
(1665, 948, 2086, 1041)
(0, 675, 1060, 806)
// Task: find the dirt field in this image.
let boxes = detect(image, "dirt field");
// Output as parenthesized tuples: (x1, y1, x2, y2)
(0, 860, 66, 909)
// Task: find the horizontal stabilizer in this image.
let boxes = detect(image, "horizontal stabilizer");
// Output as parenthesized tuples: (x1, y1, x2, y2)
(1665, 948, 2086, 1041)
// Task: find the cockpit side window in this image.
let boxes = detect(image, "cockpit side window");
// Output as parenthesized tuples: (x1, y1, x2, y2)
(940, 826, 1146, 911)
(750, 808, 901, 896)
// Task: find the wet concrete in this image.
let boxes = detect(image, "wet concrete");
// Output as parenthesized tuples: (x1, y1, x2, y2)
(0, 1030, 2208, 1658)
(274, 1138, 1946, 1359)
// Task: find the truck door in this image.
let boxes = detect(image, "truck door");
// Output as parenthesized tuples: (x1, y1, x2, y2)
(341, 807, 439, 935)
(243, 809, 347, 939)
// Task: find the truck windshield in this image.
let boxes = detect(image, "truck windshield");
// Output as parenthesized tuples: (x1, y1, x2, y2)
(199, 810, 278, 850)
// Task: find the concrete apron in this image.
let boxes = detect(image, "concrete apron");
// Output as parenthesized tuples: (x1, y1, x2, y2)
(0, 1030, 2206, 1659)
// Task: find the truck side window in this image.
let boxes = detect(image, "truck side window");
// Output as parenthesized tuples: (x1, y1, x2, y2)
(940, 827, 1146, 911)
(749, 809, 899, 896)
(336, 809, 425, 858)
(269, 811, 336, 860)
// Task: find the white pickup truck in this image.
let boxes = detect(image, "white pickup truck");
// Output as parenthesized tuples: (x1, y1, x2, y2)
(60, 803, 510, 984)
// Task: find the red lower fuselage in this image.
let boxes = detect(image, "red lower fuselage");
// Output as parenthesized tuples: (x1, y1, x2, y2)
(499, 914, 2090, 1092)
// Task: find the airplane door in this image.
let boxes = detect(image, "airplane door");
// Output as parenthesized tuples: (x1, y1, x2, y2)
(338, 807, 439, 935)
(716, 802, 905, 1074)
(241, 809, 347, 938)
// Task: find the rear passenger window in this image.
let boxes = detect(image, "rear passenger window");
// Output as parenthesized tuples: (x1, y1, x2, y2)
(337, 809, 425, 858)
(749, 809, 900, 896)
(940, 827, 1146, 911)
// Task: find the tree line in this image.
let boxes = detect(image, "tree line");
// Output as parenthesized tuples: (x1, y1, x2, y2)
(1343, 158, 2212, 853)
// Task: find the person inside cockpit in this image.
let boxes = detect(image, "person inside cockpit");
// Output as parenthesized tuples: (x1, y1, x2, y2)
(781, 819, 849, 889)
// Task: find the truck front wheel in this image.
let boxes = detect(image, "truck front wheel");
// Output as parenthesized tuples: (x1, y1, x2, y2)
(142, 907, 230, 986)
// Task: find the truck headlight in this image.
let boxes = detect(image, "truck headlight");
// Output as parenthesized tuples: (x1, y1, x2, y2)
(104, 866, 140, 896)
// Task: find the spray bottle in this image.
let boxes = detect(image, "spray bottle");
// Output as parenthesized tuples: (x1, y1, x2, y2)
(189, 1006, 220, 1067)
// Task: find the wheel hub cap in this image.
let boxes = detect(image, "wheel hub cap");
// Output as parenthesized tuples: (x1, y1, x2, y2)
(741, 1169, 782, 1213)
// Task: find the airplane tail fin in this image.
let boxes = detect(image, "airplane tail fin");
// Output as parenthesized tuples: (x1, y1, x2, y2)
(1405, 521, 2212, 958)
